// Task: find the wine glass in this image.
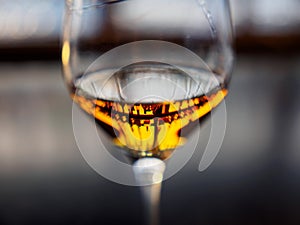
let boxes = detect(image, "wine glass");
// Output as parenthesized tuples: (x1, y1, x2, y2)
(62, 0, 234, 224)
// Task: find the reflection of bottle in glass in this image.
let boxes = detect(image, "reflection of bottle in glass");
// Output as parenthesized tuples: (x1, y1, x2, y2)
(71, 62, 228, 160)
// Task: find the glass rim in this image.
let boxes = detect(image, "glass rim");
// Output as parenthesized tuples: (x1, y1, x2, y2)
(66, 0, 231, 10)
(66, 0, 127, 10)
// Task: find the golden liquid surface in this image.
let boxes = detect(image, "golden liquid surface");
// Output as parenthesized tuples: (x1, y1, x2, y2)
(72, 88, 227, 159)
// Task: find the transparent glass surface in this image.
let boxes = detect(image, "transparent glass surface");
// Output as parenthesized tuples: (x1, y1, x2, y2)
(62, 1, 234, 225)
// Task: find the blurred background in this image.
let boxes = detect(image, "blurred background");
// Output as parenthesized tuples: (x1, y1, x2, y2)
(0, 0, 300, 225)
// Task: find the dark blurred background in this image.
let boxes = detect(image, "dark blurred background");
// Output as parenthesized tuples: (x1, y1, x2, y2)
(0, 1, 300, 225)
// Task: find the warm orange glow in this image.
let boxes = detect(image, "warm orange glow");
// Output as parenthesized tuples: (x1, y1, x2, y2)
(72, 88, 228, 156)
(62, 41, 70, 66)
(62, 41, 73, 85)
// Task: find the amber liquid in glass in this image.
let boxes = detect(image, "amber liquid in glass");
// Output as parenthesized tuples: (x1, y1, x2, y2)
(72, 87, 227, 159)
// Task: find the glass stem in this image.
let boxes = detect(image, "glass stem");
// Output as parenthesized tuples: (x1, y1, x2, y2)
(133, 158, 166, 225)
